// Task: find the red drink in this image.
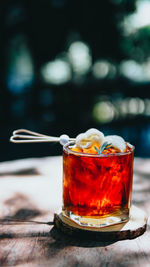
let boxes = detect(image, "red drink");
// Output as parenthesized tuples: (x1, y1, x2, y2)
(63, 142, 134, 227)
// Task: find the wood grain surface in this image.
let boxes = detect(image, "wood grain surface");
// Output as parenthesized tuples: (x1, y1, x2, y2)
(54, 205, 147, 241)
(0, 156, 149, 267)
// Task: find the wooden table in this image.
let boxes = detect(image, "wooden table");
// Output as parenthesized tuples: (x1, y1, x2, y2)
(0, 156, 149, 267)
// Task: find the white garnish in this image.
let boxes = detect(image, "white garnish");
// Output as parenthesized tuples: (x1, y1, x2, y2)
(101, 135, 126, 152)
(76, 128, 104, 149)
(76, 133, 91, 149)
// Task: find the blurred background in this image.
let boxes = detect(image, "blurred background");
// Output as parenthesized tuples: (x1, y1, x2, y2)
(1, 0, 150, 161)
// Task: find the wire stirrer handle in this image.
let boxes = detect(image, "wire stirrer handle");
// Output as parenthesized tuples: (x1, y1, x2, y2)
(10, 129, 74, 144)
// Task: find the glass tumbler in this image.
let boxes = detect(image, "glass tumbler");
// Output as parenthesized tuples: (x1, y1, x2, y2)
(62, 142, 134, 227)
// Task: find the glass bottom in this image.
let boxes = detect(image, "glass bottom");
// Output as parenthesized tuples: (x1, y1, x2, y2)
(62, 208, 129, 228)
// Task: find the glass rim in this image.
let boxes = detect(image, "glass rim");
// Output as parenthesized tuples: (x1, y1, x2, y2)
(63, 141, 135, 158)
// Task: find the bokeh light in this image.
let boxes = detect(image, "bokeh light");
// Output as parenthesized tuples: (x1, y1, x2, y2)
(41, 59, 71, 85)
(123, 0, 150, 34)
(68, 41, 92, 75)
(119, 60, 150, 82)
(92, 60, 116, 79)
(93, 101, 116, 123)
(7, 35, 34, 94)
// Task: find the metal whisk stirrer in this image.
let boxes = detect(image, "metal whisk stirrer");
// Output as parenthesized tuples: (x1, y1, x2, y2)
(10, 129, 75, 145)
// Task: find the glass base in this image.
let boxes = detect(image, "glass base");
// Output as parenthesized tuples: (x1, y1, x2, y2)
(62, 209, 129, 228)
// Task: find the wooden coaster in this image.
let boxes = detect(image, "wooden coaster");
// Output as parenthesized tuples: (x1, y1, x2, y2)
(54, 206, 147, 241)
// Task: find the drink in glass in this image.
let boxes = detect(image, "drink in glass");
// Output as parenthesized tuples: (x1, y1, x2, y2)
(62, 140, 134, 227)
